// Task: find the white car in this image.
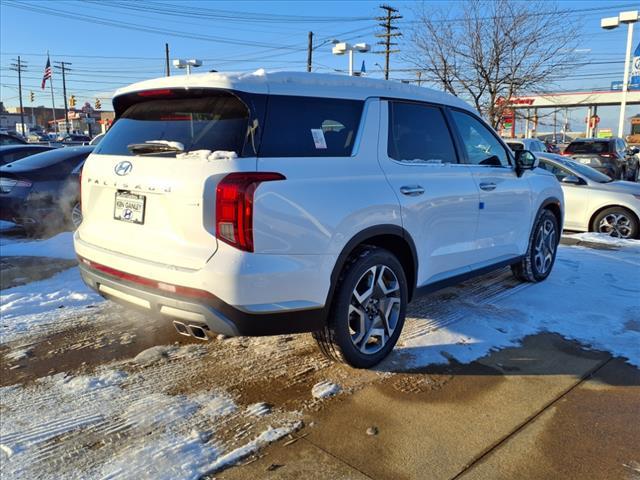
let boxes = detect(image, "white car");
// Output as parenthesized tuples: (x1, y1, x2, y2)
(538, 153, 640, 239)
(505, 138, 548, 153)
(74, 71, 563, 368)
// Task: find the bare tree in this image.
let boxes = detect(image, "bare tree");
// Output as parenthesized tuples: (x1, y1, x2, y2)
(406, 0, 580, 128)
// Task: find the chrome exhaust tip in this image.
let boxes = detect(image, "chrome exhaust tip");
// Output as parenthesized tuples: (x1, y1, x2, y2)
(173, 320, 191, 337)
(188, 324, 209, 341)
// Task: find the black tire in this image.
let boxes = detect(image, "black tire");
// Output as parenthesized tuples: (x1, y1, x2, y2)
(313, 246, 408, 368)
(511, 209, 559, 283)
(592, 207, 639, 239)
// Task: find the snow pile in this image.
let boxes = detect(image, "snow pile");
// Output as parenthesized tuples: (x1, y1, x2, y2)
(246, 402, 271, 417)
(133, 345, 177, 365)
(145, 140, 184, 151)
(57, 369, 128, 394)
(396, 243, 640, 368)
(311, 381, 341, 399)
(176, 149, 238, 161)
(4, 348, 32, 361)
(0, 231, 76, 259)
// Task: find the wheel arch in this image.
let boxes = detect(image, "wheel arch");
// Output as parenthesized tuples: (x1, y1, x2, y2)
(588, 204, 640, 232)
(327, 225, 418, 304)
(539, 197, 563, 235)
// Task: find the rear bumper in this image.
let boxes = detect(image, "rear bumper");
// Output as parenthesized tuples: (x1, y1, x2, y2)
(78, 261, 327, 337)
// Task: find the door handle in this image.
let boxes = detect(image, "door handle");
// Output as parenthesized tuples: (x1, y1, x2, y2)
(479, 182, 497, 191)
(400, 185, 425, 196)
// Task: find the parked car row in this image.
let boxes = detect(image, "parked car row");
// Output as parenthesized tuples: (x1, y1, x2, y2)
(0, 145, 93, 235)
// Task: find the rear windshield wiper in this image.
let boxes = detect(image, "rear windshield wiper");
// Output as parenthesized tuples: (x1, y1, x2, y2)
(127, 140, 185, 155)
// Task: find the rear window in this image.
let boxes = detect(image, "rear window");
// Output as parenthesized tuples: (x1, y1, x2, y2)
(258, 95, 363, 157)
(565, 141, 610, 154)
(95, 92, 250, 156)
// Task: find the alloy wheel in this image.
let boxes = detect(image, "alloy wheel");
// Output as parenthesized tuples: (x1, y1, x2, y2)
(71, 203, 83, 228)
(348, 265, 401, 355)
(598, 213, 633, 238)
(533, 218, 556, 275)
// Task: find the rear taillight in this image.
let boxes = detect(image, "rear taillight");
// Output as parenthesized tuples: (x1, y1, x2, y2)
(215, 172, 285, 252)
(560, 151, 572, 156)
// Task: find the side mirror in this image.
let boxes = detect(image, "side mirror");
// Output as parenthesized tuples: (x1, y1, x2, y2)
(561, 175, 584, 185)
(514, 150, 538, 176)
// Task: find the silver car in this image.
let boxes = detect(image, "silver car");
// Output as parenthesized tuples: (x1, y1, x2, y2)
(538, 153, 640, 239)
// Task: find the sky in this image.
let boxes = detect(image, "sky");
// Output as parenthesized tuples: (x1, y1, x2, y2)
(1, 0, 639, 135)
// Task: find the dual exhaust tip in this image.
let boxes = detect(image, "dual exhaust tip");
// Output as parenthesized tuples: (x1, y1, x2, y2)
(173, 320, 209, 340)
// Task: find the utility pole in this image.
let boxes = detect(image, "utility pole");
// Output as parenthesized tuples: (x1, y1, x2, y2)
(375, 5, 402, 80)
(54, 61, 72, 134)
(9, 56, 27, 135)
(165, 43, 171, 76)
(307, 31, 314, 73)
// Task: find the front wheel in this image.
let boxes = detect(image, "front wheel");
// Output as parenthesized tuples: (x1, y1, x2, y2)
(512, 209, 559, 283)
(313, 247, 408, 368)
(593, 207, 639, 239)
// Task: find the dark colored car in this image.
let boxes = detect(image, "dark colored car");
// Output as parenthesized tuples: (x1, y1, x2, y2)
(0, 146, 92, 234)
(0, 133, 27, 146)
(58, 134, 92, 144)
(562, 137, 639, 181)
(0, 144, 56, 166)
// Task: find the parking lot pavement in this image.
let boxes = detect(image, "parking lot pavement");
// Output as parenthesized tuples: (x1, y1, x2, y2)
(218, 334, 639, 480)
(1, 233, 638, 479)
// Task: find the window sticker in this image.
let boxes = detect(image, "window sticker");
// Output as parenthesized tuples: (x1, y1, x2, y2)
(311, 128, 327, 149)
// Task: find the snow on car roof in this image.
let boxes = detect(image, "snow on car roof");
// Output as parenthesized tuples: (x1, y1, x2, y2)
(114, 69, 475, 112)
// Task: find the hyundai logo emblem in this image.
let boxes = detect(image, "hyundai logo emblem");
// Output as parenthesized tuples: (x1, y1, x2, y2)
(114, 161, 133, 176)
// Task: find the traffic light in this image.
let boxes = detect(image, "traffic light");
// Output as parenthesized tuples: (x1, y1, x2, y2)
(29, 91, 34, 102)
(95, 98, 101, 110)
(69, 95, 76, 108)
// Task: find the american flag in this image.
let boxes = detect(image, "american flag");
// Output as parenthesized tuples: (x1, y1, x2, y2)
(41, 56, 52, 90)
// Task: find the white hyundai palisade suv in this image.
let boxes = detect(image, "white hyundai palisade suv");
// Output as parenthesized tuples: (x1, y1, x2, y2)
(75, 71, 563, 368)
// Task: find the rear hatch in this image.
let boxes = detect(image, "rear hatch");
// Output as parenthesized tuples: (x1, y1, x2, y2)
(79, 89, 259, 270)
(564, 140, 614, 167)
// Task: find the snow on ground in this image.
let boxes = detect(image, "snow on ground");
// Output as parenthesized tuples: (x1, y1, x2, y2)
(311, 380, 342, 399)
(0, 267, 102, 343)
(0, 231, 76, 259)
(563, 232, 640, 251)
(0, 346, 302, 480)
(0, 220, 17, 231)
(395, 241, 640, 368)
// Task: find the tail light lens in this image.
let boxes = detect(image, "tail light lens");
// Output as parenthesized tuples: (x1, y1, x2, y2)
(215, 172, 285, 252)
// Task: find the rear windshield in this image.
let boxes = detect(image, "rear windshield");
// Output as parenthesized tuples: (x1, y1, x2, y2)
(565, 141, 610, 154)
(94, 92, 250, 156)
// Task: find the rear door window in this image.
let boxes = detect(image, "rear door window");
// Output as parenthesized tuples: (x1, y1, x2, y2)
(258, 95, 363, 157)
(387, 102, 458, 163)
(95, 92, 250, 157)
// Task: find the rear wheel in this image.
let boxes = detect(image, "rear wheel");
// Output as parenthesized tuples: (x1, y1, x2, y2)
(593, 207, 639, 239)
(512, 209, 559, 283)
(70, 202, 83, 229)
(313, 246, 408, 368)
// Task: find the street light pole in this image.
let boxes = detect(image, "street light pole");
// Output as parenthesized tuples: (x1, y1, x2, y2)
(601, 10, 638, 138)
(619, 19, 635, 137)
(332, 42, 370, 77)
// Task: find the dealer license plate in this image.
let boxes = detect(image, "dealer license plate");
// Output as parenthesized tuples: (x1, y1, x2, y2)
(114, 191, 146, 224)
